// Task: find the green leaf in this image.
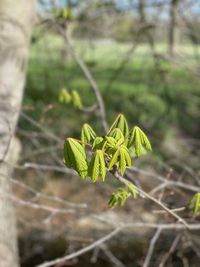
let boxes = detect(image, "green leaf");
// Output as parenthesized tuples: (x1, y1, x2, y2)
(108, 148, 120, 170)
(88, 151, 99, 182)
(59, 88, 71, 104)
(108, 145, 131, 174)
(108, 114, 129, 137)
(81, 123, 96, 144)
(139, 128, 152, 151)
(108, 185, 137, 208)
(62, 7, 69, 19)
(98, 150, 106, 182)
(102, 136, 117, 153)
(119, 148, 126, 175)
(92, 137, 104, 150)
(108, 128, 124, 141)
(128, 126, 152, 157)
(119, 146, 132, 174)
(128, 184, 137, 199)
(105, 136, 117, 147)
(123, 146, 132, 167)
(88, 150, 106, 182)
(64, 138, 88, 178)
(71, 90, 83, 109)
(188, 193, 200, 215)
(115, 137, 125, 147)
(108, 188, 129, 207)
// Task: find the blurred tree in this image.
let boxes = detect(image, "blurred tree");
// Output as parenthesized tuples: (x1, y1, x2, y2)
(0, 1, 35, 266)
(168, 0, 180, 56)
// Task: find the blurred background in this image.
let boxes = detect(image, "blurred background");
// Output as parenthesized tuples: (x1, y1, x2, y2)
(14, 0, 200, 266)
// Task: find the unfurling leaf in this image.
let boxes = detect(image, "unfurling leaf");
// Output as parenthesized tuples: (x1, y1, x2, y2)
(64, 138, 88, 178)
(88, 150, 106, 182)
(81, 123, 96, 144)
(108, 114, 129, 137)
(108, 145, 131, 175)
(98, 150, 106, 181)
(104, 136, 117, 148)
(59, 88, 71, 104)
(71, 90, 83, 109)
(93, 137, 104, 150)
(63, 114, 151, 208)
(128, 126, 152, 156)
(128, 184, 137, 199)
(108, 148, 120, 170)
(108, 128, 124, 141)
(120, 146, 132, 174)
(188, 193, 200, 215)
(108, 188, 128, 207)
(108, 185, 137, 207)
(62, 7, 69, 19)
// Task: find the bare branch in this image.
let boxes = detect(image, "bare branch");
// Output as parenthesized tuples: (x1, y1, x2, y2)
(36, 222, 200, 267)
(143, 227, 162, 267)
(158, 234, 181, 267)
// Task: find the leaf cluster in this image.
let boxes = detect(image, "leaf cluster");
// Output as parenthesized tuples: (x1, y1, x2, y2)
(64, 114, 152, 207)
(188, 193, 200, 215)
(53, 7, 72, 20)
(59, 88, 83, 110)
(109, 184, 137, 207)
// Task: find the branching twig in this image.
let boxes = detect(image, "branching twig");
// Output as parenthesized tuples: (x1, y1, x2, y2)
(113, 172, 189, 228)
(12, 178, 87, 208)
(36, 222, 200, 267)
(36, 227, 123, 267)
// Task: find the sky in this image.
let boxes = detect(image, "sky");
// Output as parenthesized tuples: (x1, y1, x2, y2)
(37, 0, 200, 16)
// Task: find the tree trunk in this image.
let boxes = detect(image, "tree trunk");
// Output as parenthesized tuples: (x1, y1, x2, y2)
(168, 0, 179, 57)
(0, 1, 35, 266)
(138, 0, 155, 51)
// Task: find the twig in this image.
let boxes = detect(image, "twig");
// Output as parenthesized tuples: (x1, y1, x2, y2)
(113, 172, 189, 228)
(158, 234, 181, 267)
(129, 166, 200, 193)
(9, 162, 76, 176)
(153, 207, 186, 214)
(36, 227, 123, 267)
(20, 112, 62, 143)
(100, 244, 126, 267)
(11, 195, 76, 215)
(57, 25, 108, 132)
(12, 178, 87, 208)
(143, 227, 162, 267)
(36, 222, 200, 267)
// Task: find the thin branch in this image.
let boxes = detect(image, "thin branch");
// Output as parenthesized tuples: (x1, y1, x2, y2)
(143, 227, 162, 267)
(12, 178, 87, 208)
(56, 25, 108, 132)
(7, 161, 76, 176)
(36, 227, 123, 267)
(158, 234, 181, 267)
(113, 172, 189, 228)
(20, 112, 62, 143)
(11, 195, 76, 215)
(100, 244, 126, 267)
(129, 166, 200, 193)
(36, 222, 200, 267)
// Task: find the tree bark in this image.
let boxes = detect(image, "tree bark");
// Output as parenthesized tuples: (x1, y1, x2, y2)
(168, 0, 179, 57)
(138, 0, 155, 51)
(0, 1, 35, 266)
